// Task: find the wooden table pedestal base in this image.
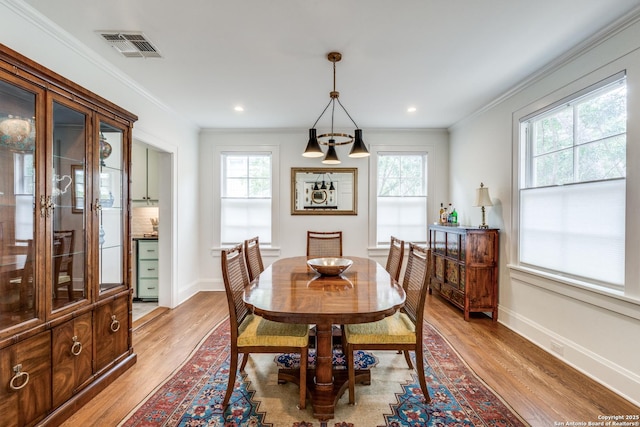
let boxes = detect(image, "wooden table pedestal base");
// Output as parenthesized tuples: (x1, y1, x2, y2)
(278, 368, 371, 420)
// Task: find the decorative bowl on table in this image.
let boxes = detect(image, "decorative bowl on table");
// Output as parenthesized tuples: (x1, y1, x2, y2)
(307, 257, 353, 276)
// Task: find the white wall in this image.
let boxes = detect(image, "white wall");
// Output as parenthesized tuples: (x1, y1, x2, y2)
(0, 1, 201, 308)
(449, 14, 640, 405)
(197, 128, 449, 289)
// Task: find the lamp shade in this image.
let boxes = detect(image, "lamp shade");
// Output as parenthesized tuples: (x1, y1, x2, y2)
(474, 183, 493, 207)
(303, 128, 324, 158)
(322, 143, 341, 164)
(348, 129, 370, 158)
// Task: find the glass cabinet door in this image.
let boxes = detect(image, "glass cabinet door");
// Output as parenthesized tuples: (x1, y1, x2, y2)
(97, 119, 125, 293)
(0, 77, 39, 331)
(51, 99, 89, 311)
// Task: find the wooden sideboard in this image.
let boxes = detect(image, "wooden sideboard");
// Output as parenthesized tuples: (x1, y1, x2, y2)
(428, 224, 499, 321)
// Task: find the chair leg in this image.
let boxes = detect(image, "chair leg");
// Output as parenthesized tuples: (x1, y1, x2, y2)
(240, 352, 249, 371)
(403, 350, 414, 370)
(223, 351, 238, 407)
(298, 347, 308, 409)
(347, 343, 356, 405)
(415, 345, 431, 403)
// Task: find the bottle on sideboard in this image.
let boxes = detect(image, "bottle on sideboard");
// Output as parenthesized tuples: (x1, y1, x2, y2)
(439, 203, 446, 224)
(451, 207, 458, 225)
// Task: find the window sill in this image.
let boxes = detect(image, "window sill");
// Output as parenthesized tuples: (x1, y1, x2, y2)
(211, 245, 280, 258)
(508, 264, 640, 321)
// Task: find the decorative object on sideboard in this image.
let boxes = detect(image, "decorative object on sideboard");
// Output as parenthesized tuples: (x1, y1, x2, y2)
(302, 52, 370, 164)
(474, 182, 493, 229)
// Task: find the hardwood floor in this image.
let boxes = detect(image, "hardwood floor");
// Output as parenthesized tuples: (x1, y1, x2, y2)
(60, 291, 639, 426)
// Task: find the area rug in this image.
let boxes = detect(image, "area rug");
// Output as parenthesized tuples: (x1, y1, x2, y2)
(119, 318, 529, 427)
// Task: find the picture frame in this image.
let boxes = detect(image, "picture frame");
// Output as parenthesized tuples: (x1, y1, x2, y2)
(291, 167, 357, 215)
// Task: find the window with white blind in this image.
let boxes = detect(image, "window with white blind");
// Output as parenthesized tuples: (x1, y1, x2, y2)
(376, 153, 427, 244)
(220, 153, 271, 245)
(519, 73, 626, 289)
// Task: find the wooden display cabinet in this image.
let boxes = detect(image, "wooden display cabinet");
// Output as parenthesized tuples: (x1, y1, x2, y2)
(428, 224, 499, 321)
(0, 42, 137, 426)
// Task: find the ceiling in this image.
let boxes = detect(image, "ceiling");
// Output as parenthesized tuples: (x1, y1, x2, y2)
(21, 0, 640, 131)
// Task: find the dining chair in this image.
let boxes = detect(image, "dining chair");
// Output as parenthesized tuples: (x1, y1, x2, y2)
(243, 236, 264, 282)
(53, 230, 75, 300)
(306, 230, 342, 257)
(385, 236, 405, 282)
(344, 242, 432, 404)
(221, 244, 310, 409)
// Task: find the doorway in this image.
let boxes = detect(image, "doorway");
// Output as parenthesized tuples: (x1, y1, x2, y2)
(131, 138, 174, 319)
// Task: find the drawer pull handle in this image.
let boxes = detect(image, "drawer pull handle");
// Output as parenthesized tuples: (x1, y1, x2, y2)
(146, 268, 156, 271)
(71, 336, 83, 356)
(110, 315, 121, 332)
(9, 364, 29, 391)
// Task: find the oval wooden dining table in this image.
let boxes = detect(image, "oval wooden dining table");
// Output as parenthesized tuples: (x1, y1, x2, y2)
(242, 255, 405, 421)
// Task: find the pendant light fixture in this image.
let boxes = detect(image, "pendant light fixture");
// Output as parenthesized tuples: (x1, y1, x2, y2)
(302, 52, 370, 164)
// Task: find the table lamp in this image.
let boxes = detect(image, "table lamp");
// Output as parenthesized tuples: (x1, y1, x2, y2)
(474, 182, 493, 229)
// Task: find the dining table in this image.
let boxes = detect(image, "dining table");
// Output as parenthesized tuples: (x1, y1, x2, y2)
(242, 255, 405, 421)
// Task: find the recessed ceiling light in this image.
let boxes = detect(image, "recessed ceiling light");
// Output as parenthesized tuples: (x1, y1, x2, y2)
(234, 106, 244, 112)
(407, 106, 417, 113)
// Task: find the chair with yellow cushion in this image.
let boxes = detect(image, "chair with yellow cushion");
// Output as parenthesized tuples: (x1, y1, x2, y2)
(344, 242, 432, 404)
(385, 236, 405, 282)
(243, 236, 264, 282)
(221, 244, 309, 409)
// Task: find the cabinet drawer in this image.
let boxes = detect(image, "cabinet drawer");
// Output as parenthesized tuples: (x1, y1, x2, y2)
(138, 260, 158, 278)
(0, 331, 52, 426)
(138, 241, 158, 260)
(138, 279, 159, 299)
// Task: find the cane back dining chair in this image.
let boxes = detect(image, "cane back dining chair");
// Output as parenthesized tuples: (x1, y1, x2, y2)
(53, 230, 75, 300)
(244, 236, 264, 282)
(306, 230, 342, 257)
(344, 242, 432, 404)
(385, 236, 405, 282)
(221, 244, 310, 409)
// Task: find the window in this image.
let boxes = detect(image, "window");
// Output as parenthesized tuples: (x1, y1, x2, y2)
(376, 153, 427, 244)
(220, 153, 271, 245)
(519, 74, 626, 289)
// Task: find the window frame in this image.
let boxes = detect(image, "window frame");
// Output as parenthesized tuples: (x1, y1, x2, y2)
(369, 145, 433, 249)
(511, 68, 640, 306)
(213, 145, 279, 248)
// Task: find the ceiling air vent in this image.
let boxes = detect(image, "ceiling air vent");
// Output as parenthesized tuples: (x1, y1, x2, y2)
(98, 32, 162, 58)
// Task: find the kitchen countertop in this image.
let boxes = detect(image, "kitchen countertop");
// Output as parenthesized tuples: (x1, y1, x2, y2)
(132, 235, 158, 240)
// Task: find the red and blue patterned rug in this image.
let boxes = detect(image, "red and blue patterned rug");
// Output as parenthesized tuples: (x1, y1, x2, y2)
(120, 318, 528, 427)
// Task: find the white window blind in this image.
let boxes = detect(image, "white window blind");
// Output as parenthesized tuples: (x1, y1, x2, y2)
(519, 180, 625, 287)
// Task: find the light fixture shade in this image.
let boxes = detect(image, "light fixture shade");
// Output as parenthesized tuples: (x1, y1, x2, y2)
(474, 183, 493, 207)
(348, 129, 370, 158)
(322, 143, 341, 164)
(303, 128, 324, 158)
